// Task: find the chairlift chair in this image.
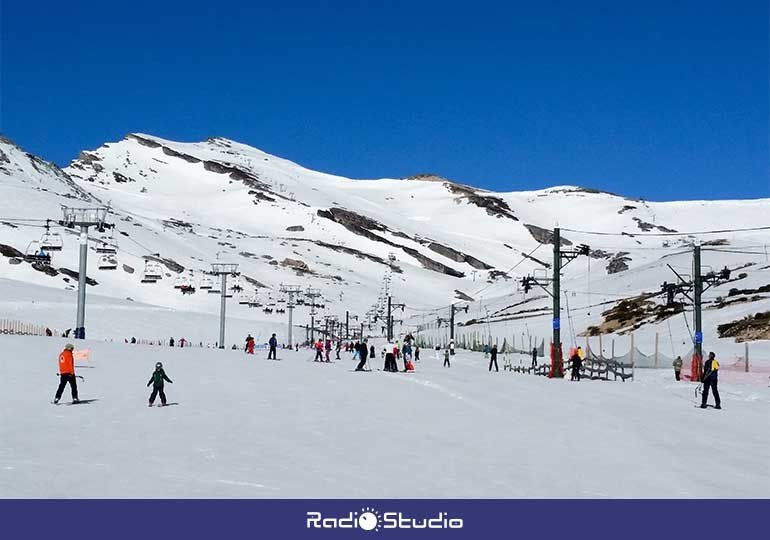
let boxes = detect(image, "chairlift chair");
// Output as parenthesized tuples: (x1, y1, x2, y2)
(95, 231, 117, 254)
(143, 261, 163, 280)
(98, 254, 118, 270)
(25, 241, 52, 265)
(199, 276, 213, 290)
(39, 228, 63, 252)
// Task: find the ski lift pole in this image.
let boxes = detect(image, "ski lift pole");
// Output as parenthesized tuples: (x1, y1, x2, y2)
(75, 225, 88, 339)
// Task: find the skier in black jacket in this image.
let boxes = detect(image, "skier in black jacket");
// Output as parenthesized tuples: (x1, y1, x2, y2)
(147, 362, 173, 406)
(489, 344, 499, 372)
(700, 352, 721, 409)
(268, 333, 278, 360)
(355, 340, 369, 371)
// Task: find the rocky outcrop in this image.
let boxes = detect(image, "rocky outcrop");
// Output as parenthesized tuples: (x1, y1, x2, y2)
(607, 252, 631, 274)
(445, 182, 518, 220)
(427, 242, 493, 270)
(144, 255, 184, 274)
(524, 224, 573, 246)
(280, 258, 311, 274)
(717, 312, 770, 342)
(58, 267, 97, 285)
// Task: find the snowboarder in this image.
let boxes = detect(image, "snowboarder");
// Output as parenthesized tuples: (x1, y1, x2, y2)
(531, 347, 538, 368)
(314, 339, 324, 362)
(268, 333, 278, 359)
(673, 356, 683, 381)
(245, 334, 255, 354)
(147, 362, 173, 406)
(443, 349, 451, 367)
(53, 343, 79, 404)
(700, 352, 721, 409)
(355, 340, 369, 371)
(489, 344, 499, 372)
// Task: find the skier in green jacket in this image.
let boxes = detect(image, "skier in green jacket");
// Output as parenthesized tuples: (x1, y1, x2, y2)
(147, 362, 173, 406)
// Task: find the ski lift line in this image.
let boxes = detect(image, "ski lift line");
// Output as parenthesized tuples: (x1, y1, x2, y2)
(560, 225, 770, 237)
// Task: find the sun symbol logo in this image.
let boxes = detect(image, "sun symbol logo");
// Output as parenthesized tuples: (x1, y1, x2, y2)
(357, 507, 382, 532)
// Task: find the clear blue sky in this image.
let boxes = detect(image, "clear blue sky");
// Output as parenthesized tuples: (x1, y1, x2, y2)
(1, 0, 767, 200)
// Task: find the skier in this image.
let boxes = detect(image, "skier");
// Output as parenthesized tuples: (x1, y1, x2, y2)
(147, 362, 173, 406)
(268, 333, 278, 360)
(700, 352, 721, 409)
(443, 348, 451, 367)
(569, 350, 582, 381)
(314, 339, 324, 362)
(414, 346, 420, 362)
(384, 351, 396, 372)
(483, 344, 490, 358)
(531, 347, 538, 368)
(325, 339, 331, 362)
(489, 344, 499, 372)
(45, 327, 52, 337)
(179, 337, 186, 348)
(53, 343, 79, 404)
(245, 334, 255, 354)
(673, 356, 683, 381)
(335, 341, 341, 360)
(449, 339, 455, 356)
(369, 344, 375, 360)
(355, 340, 369, 371)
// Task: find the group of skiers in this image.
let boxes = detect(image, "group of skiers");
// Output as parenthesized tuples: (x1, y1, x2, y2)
(53, 343, 174, 407)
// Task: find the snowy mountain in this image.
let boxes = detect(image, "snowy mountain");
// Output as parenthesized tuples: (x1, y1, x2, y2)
(0, 133, 768, 358)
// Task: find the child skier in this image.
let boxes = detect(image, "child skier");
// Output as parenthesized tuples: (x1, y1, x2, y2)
(147, 362, 173, 406)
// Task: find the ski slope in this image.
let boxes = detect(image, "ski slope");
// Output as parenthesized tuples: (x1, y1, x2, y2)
(1, 335, 768, 498)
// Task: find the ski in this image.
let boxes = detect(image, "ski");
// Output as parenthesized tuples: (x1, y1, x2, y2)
(65, 399, 99, 405)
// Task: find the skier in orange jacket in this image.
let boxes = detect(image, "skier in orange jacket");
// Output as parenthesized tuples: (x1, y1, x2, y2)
(54, 344, 79, 404)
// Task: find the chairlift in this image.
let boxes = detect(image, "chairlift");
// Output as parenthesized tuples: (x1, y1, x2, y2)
(39, 222, 63, 252)
(276, 307, 286, 314)
(143, 261, 163, 280)
(180, 284, 196, 295)
(199, 276, 213, 290)
(173, 275, 188, 289)
(25, 241, 52, 265)
(263, 306, 273, 314)
(96, 230, 117, 254)
(98, 254, 118, 270)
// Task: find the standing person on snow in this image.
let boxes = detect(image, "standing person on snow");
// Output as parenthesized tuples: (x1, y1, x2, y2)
(147, 362, 173, 406)
(169, 337, 175, 347)
(489, 344, 499, 372)
(443, 348, 451, 367)
(483, 344, 490, 358)
(335, 341, 342, 360)
(245, 334, 255, 354)
(53, 343, 79, 404)
(673, 356, 683, 381)
(325, 339, 332, 362)
(314, 339, 324, 362)
(700, 352, 721, 409)
(449, 339, 455, 356)
(268, 333, 278, 360)
(569, 350, 582, 381)
(369, 344, 375, 361)
(531, 347, 538, 368)
(355, 340, 369, 371)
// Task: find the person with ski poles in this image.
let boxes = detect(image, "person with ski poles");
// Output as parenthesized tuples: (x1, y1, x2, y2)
(267, 333, 278, 359)
(700, 352, 721, 409)
(53, 343, 79, 404)
(147, 362, 173, 406)
(355, 339, 369, 371)
(314, 339, 324, 362)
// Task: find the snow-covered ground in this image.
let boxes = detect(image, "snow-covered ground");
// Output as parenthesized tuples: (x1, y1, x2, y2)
(2, 335, 768, 498)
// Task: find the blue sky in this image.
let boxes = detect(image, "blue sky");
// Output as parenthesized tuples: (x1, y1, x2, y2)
(1, 0, 767, 200)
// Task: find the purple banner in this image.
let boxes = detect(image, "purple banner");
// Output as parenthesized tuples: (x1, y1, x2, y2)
(0, 500, 766, 539)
